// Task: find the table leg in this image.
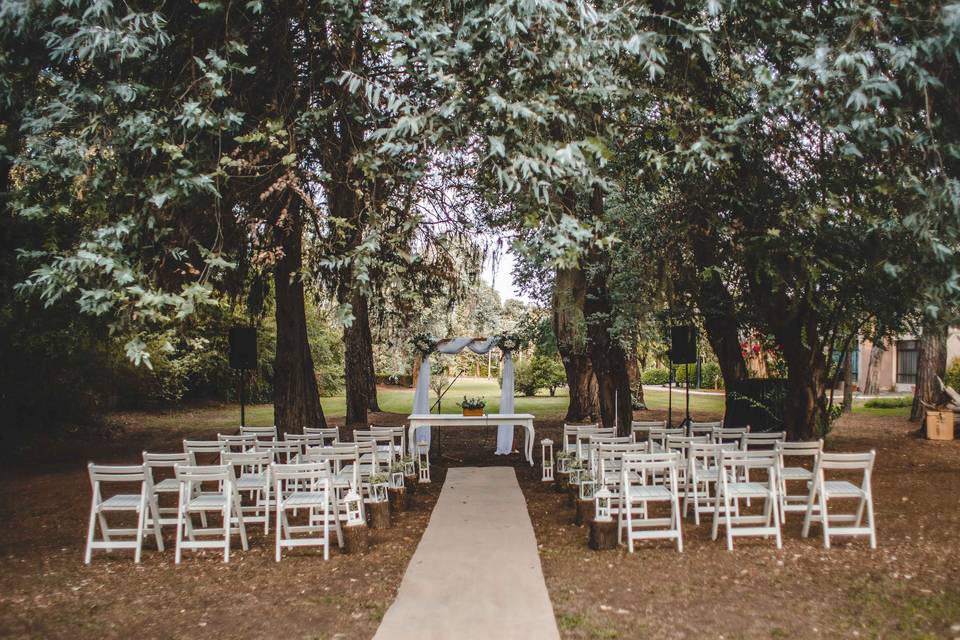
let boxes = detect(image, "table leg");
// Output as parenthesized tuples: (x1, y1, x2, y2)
(526, 422, 534, 466)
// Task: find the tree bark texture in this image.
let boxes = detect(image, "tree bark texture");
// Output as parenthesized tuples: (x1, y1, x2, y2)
(553, 267, 600, 422)
(842, 351, 854, 413)
(862, 342, 886, 395)
(776, 315, 829, 441)
(343, 288, 379, 424)
(273, 198, 326, 433)
(910, 322, 948, 421)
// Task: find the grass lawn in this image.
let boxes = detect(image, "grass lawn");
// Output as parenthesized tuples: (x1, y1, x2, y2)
(229, 377, 911, 425)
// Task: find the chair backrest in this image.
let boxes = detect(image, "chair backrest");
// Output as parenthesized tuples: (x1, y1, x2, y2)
(740, 431, 786, 451)
(143, 452, 190, 483)
(239, 425, 278, 441)
(817, 450, 876, 472)
(596, 442, 648, 486)
(688, 442, 730, 469)
(222, 451, 272, 478)
(621, 452, 682, 485)
(575, 426, 615, 460)
(174, 464, 234, 495)
(775, 439, 823, 464)
(665, 435, 711, 458)
(303, 426, 340, 445)
(563, 423, 598, 453)
(370, 425, 406, 455)
(713, 426, 750, 444)
(218, 433, 257, 454)
(648, 427, 686, 450)
(631, 420, 668, 442)
(272, 461, 332, 494)
(587, 435, 633, 472)
(283, 432, 325, 453)
(88, 463, 148, 490)
(688, 420, 722, 438)
(719, 449, 778, 474)
(303, 444, 359, 486)
(255, 440, 300, 464)
(183, 439, 223, 465)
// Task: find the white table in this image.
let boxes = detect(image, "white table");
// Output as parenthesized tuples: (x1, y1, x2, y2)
(407, 413, 536, 465)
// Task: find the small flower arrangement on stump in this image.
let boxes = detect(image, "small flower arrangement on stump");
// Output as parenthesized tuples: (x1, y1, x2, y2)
(457, 396, 486, 416)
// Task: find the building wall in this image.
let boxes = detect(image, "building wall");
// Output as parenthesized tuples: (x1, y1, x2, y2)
(856, 328, 960, 394)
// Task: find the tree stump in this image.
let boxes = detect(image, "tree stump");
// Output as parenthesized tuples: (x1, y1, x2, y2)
(589, 519, 618, 550)
(575, 499, 595, 527)
(567, 483, 579, 508)
(342, 523, 370, 554)
(388, 487, 408, 513)
(555, 472, 569, 493)
(367, 501, 391, 529)
(404, 475, 418, 495)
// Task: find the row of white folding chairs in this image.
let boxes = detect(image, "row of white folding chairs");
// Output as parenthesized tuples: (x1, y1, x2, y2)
(603, 446, 876, 552)
(237, 425, 341, 444)
(85, 458, 342, 564)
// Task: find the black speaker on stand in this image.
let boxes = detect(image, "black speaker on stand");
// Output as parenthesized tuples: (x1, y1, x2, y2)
(229, 327, 257, 427)
(669, 326, 698, 430)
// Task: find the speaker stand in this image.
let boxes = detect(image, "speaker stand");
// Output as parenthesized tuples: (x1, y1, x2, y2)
(239, 369, 247, 428)
(667, 356, 673, 428)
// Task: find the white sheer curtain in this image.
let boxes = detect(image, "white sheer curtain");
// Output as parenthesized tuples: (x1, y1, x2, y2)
(409, 337, 514, 455)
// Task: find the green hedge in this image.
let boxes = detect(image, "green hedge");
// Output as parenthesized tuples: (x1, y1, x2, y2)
(641, 363, 723, 388)
(641, 368, 671, 385)
(863, 396, 913, 409)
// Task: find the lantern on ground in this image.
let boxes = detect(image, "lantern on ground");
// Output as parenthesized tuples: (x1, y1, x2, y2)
(417, 443, 431, 483)
(579, 474, 595, 501)
(390, 471, 405, 489)
(594, 486, 613, 522)
(401, 456, 416, 477)
(541, 439, 554, 482)
(370, 475, 389, 503)
(557, 452, 570, 474)
(345, 489, 364, 525)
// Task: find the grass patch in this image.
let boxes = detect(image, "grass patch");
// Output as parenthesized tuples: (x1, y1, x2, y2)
(863, 396, 913, 409)
(844, 580, 960, 639)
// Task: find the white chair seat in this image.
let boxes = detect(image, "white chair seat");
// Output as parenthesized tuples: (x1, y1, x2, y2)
(283, 492, 328, 508)
(725, 482, 771, 498)
(187, 494, 228, 509)
(154, 478, 179, 492)
(101, 494, 143, 509)
(781, 467, 813, 480)
(823, 480, 866, 498)
(237, 473, 267, 490)
(625, 485, 673, 500)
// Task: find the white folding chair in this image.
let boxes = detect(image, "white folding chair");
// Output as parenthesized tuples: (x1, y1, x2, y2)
(683, 442, 738, 525)
(273, 461, 340, 561)
(222, 451, 272, 534)
(647, 427, 685, 453)
(183, 439, 223, 465)
(217, 433, 257, 454)
(85, 463, 164, 563)
(712, 450, 782, 550)
(143, 451, 191, 529)
(303, 426, 340, 446)
(740, 431, 786, 451)
(713, 426, 750, 445)
(619, 452, 684, 553)
(256, 439, 300, 464)
(688, 420, 721, 438)
(776, 440, 823, 519)
(239, 425, 278, 442)
(664, 435, 710, 494)
(283, 432, 321, 455)
(802, 451, 877, 549)
(574, 426, 615, 463)
(303, 444, 362, 523)
(631, 420, 667, 444)
(173, 464, 249, 563)
(563, 423, 598, 455)
(370, 425, 406, 463)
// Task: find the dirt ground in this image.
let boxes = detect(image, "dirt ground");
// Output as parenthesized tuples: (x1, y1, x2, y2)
(0, 409, 958, 639)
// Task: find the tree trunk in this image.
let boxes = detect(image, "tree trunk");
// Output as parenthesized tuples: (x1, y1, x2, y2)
(273, 199, 325, 433)
(553, 267, 599, 422)
(777, 318, 828, 441)
(343, 289, 378, 425)
(910, 321, 948, 421)
(862, 342, 885, 395)
(583, 192, 632, 436)
(842, 350, 853, 413)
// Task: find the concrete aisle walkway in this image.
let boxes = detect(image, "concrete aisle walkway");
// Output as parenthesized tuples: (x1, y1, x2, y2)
(373, 467, 560, 640)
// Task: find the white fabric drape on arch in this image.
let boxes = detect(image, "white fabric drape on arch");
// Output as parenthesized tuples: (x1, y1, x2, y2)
(410, 337, 516, 455)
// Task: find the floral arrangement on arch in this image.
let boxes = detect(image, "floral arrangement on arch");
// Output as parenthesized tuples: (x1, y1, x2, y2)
(496, 331, 525, 352)
(412, 333, 438, 356)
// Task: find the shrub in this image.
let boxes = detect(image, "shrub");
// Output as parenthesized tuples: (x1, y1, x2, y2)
(945, 357, 960, 391)
(514, 355, 566, 396)
(641, 367, 670, 385)
(863, 396, 913, 409)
